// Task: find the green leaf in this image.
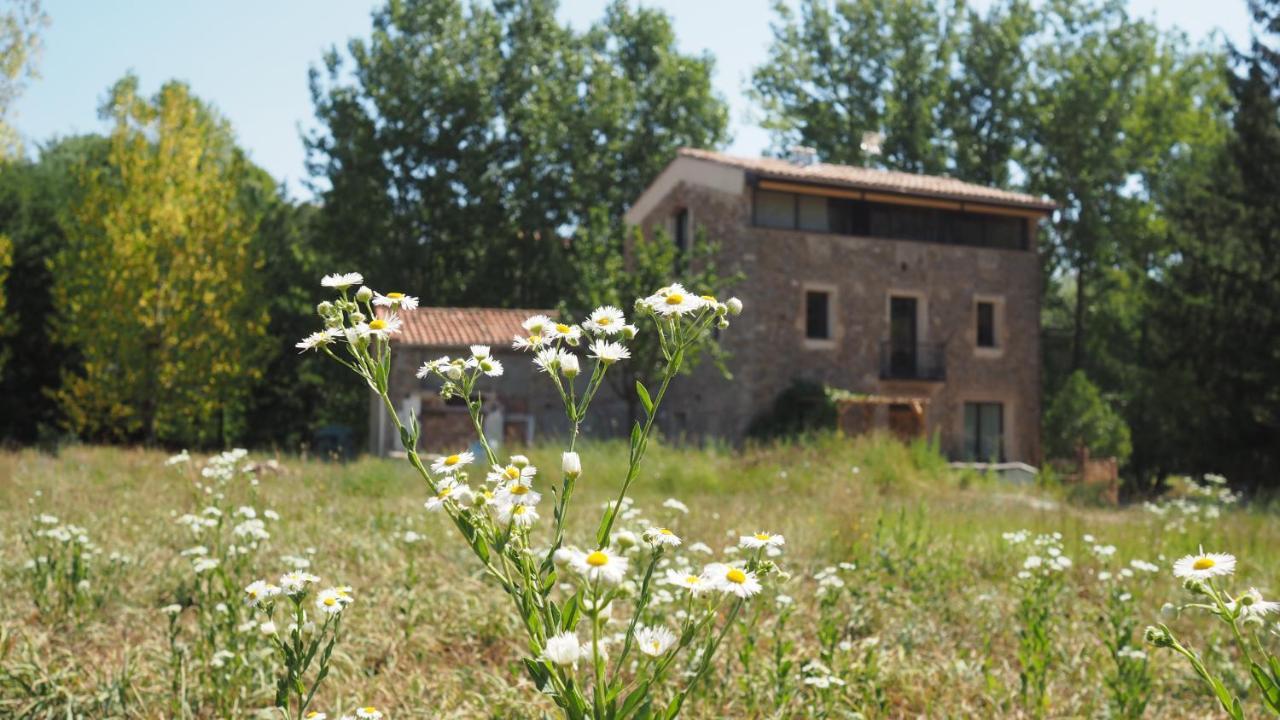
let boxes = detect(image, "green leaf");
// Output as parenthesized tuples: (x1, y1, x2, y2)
(619, 682, 652, 719)
(635, 380, 653, 415)
(1251, 662, 1280, 713)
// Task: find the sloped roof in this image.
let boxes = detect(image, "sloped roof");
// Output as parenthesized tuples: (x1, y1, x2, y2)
(391, 307, 552, 349)
(677, 148, 1056, 211)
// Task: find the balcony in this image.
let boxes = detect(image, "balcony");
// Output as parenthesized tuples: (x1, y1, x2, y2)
(879, 341, 946, 381)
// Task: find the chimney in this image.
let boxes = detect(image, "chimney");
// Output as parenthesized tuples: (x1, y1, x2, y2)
(786, 145, 818, 167)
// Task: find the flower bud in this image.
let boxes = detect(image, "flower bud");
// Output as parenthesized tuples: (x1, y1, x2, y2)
(355, 286, 374, 303)
(621, 324, 639, 341)
(717, 317, 730, 329)
(317, 300, 334, 317)
(510, 454, 530, 468)
(1144, 625, 1174, 648)
(259, 620, 277, 635)
(1242, 614, 1265, 630)
(726, 297, 743, 315)
(562, 451, 581, 479)
(1182, 578, 1209, 596)
(561, 354, 581, 379)
(349, 311, 366, 324)
(1160, 602, 1178, 620)
(613, 530, 638, 550)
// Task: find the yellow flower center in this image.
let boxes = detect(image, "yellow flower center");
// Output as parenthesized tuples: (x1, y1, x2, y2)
(510, 484, 529, 495)
(586, 551, 609, 567)
(701, 295, 716, 302)
(665, 293, 684, 305)
(685, 575, 699, 584)
(755, 533, 771, 541)
(556, 323, 571, 333)
(439, 487, 452, 497)
(726, 568, 747, 584)
(597, 316, 612, 325)
(659, 528, 673, 535)
(324, 597, 336, 606)
(649, 641, 661, 651)
(362, 708, 376, 714)
(387, 292, 403, 299)
(369, 319, 387, 330)
(445, 454, 460, 466)
(505, 467, 519, 479)
(1193, 557, 1215, 570)
(248, 590, 257, 598)
(513, 506, 527, 516)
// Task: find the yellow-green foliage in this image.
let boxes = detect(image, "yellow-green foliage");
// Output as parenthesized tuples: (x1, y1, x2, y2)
(49, 75, 269, 445)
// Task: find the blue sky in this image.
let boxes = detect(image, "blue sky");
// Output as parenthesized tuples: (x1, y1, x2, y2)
(13, 1, 1252, 199)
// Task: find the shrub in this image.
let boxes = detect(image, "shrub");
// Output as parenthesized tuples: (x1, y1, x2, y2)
(747, 379, 837, 439)
(1044, 371, 1132, 464)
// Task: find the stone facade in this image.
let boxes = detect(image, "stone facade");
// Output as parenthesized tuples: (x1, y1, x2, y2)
(627, 153, 1046, 464)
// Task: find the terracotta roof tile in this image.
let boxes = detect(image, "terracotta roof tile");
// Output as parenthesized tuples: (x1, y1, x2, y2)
(678, 148, 1056, 211)
(390, 307, 554, 349)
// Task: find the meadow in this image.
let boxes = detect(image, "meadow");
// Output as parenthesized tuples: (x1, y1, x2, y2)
(1, 435, 1274, 719)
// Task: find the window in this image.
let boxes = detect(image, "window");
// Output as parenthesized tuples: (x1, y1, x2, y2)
(805, 290, 831, 340)
(672, 208, 689, 255)
(963, 402, 1004, 461)
(751, 187, 1032, 250)
(755, 190, 794, 228)
(976, 301, 996, 348)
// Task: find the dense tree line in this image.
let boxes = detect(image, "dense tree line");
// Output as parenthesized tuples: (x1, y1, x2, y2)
(0, 0, 1276, 491)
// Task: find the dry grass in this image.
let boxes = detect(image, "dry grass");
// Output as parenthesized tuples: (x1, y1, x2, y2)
(0, 436, 1275, 718)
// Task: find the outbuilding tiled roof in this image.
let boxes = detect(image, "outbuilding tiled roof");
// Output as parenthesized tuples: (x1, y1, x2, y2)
(391, 307, 552, 349)
(678, 148, 1056, 211)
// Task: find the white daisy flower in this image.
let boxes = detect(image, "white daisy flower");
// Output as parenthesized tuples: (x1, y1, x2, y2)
(321, 272, 363, 289)
(620, 323, 639, 340)
(361, 314, 402, 339)
(476, 357, 504, 377)
(541, 631, 582, 666)
(522, 314, 553, 336)
(705, 563, 761, 598)
(416, 356, 451, 379)
(315, 587, 353, 615)
(303, 712, 327, 720)
(296, 328, 342, 352)
(512, 333, 545, 351)
(562, 451, 582, 478)
(431, 451, 474, 475)
(583, 306, 625, 335)
(547, 322, 583, 344)
(662, 498, 689, 514)
(1230, 588, 1280, 618)
(1172, 550, 1236, 581)
(665, 568, 711, 594)
(588, 340, 630, 365)
(193, 557, 220, 574)
(499, 503, 540, 528)
(487, 463, 537, 485)
(244, 580, 281, 607)
(470, 345, 490, 360)
(644, 283, 706, 316)
(372, 291, 418, 310)
(534, 347, 569, 373)
(354, 707, 382, 719)
(424, 478, 474, 512)
(280, 571, 321, 594)
(643, 527, 682, 547)
(495, 480, 542, 507)
(161, 604, 183, 616)
(572, 548, 629, 585)
(560, 353, 581, 378)
(739, 531, 785, 550)
(688, 541, 712, 554)
(635, 625, 677, 656)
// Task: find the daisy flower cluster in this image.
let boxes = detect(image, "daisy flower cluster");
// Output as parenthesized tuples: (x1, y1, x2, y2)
(1004, 530, 1073, 579)
(306, 273, 764, 718)
(1142, 473, 1240, 532)
(243, 572, 355, 719)
(1145, 548, 1280, 717)
(22, 511, 129, 616)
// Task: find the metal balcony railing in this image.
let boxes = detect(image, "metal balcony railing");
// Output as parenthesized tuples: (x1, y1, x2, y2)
(879, 341, 946, 381)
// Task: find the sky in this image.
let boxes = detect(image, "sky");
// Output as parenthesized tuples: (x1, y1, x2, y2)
(12, 1, 1254, 199)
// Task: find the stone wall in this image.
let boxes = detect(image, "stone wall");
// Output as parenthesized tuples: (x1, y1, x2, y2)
(633, 178, 1043, 464)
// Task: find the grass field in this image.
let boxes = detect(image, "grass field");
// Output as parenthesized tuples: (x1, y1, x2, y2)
(1, 435, 1276, 718)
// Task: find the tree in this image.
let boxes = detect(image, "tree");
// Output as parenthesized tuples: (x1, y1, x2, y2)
(0, 0, 44, 159)
(305, 0, 728, 309)
(1043, 370, 1131, 463)
(0, 134, 108, 442)
(50, 76, 271, 446)
(750, 0, 957, 171)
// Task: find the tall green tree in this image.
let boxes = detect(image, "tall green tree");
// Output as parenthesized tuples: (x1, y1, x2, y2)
(51, 76, 271, 446)
(305, 0, 727, 308)
(750, 0, 957, 171)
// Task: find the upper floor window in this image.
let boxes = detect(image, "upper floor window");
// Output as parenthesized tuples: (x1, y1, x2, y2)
(752, 186, 1030, 250)
(805, 289, 832, 340)
(976, 301, 997, 348)
(672, 208, 689, 255)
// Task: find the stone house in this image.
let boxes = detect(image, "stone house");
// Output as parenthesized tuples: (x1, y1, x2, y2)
(373, 149, 1054, 464)
(624, 148, 1056, 464)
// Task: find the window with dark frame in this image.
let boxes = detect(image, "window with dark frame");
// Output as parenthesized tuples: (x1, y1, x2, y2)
(963, 402, 1004, 461)
(672, 208, 689, 255)
(752, 187, 1031, 250)
(976, 301, 996, 348)
(805, 290, 831, 340)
